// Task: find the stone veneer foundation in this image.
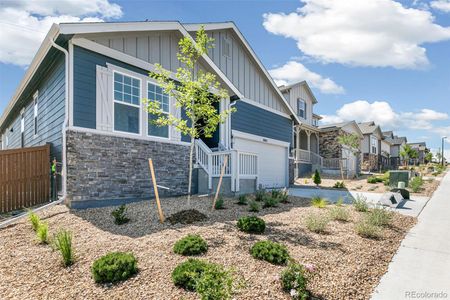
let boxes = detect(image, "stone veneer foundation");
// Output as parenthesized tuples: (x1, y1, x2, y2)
(66, 130, 190, 207)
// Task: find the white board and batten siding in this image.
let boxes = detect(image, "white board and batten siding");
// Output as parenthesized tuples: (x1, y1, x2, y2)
(283, 83, 315, 126)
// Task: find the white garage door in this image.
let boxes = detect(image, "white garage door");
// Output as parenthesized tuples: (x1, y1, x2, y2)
(234, 136, 288, 188)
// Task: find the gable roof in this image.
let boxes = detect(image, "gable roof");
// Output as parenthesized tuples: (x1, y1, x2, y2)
(319, 120, 364, 138)
(1, 21, 302, 129)
(278, 81, 318, 104)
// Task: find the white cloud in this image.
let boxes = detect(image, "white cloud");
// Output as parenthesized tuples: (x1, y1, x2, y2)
(0, 0, 122, 66)
(263, 0, 450, 69)
(320, 100, 449, 132)
(269, 61, 345, 94)
(431, 0, 450, 12)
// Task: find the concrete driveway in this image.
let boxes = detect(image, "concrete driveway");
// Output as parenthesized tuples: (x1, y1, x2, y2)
(371, 171, 450, 299)
(288, 187, 429, 217)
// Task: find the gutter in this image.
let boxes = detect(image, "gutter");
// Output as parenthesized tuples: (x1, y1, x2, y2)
(49, 37, 69, 203)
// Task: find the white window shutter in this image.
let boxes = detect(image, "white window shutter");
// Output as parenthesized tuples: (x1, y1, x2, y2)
(96, 66, 113, 131)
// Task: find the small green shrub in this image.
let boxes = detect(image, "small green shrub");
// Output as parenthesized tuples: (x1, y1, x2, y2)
(280, 262, 309, 300)
(305, 214, 329, 233)
(355, 221, 382, 239)
(333, 181, 345, 189)
(278, 189, 289, 204)
(237, 216, 266, 234)
(172, 259, 211, 291)
(312, 170, 321, 186)
(195, 263, 235, 300)
(248, 200, 260, 212)
(53, 230, 74, 267)
(329, 206, 350, 222)
(236, 195, 247, 205)
(173, 234, 208, 256)
(28, 211, 41, 232)
(255, 189, 266, 202)
(311, 196, 327, 208)
(250, 240, 289, 265)
(336, 197, 344, 206)
(271, 189, 282, 199)
(263, 194, 279, 208)
(367, 206, 393, 227)
(36, 222, 48, 244)
(111, 204, 130, 225)
(91, 252, 138, 284)
(214, 197, 225, 210)
(367, 176, 383, 184)
(410, 176, 423, 193)
(352, 194, 369, 212)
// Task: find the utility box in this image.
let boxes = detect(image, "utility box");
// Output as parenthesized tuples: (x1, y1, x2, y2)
(389, 170, 409, 187)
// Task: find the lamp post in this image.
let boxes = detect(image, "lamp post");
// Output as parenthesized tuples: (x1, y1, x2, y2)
(442, 136, 447, 167)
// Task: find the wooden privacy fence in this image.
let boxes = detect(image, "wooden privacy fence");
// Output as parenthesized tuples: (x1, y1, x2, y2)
(0, 144, 50, 213)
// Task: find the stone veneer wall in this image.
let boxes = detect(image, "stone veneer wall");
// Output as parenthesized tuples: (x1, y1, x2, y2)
(66, 130, 190, 205)
(362, 153, 378, 172)
(289, 158, 295, 184)
(319, 129, 343, 159)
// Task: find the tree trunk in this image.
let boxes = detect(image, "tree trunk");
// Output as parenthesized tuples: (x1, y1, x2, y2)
(187, 136, 195, 206)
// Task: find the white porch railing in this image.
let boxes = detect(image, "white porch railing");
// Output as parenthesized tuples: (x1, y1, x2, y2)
(292, 149, 311, 162)
(195, 139, 258, 192)
(311, 152, 323, 166)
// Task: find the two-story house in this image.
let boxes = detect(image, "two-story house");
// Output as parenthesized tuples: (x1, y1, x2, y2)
(357, 121, 384, 172)
(407, 142, 428, 165)
(0, 21, 305, 208)
(383, 131, 407, 169)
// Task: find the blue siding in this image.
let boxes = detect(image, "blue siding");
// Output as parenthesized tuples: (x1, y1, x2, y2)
(2, 53, 65, 161)
(73, 46, 149, 128)
(231, 101, 292, 143)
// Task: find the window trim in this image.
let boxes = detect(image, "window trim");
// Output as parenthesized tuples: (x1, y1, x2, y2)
(370, 135, 378, 154)
(112, 70, 142, 136)
(297, 98, 306, 120)
(146, 80, 171, 140)
(33, 91, 39, 137)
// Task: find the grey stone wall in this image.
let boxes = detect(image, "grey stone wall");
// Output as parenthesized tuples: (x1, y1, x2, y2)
(319, 129, 343, 159)
(289, 158, 295, 184)
(66, 130, 190, 204)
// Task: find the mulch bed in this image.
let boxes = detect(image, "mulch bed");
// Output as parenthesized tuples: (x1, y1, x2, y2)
(0, 195, 416, 300)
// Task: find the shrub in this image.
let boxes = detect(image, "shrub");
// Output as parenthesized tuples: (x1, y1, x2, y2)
(214, 196, 225, 210)
(250, 240, 290, 265)
(367, 206, 393, 227)
(271, 189, 282, 199)
(249, 200, 260, 212)
(36, 222, 48, 244)
(333, 181, 345, 189)
(355, 221, 382, 239)
(312, 170, 321, 186)
(305, 214, 329, 233)
(237, 216, 266, 234)
(329, 206, 350, 222)
(352, 194, 369, 212)
(336, 197, 344, 206)
(280, 262, 309, 300)
(111, 204, 130, 225)
(311, 196, 327, 208)
(28, 211, 41, 232)
(173, 234, 208, 256)
(172, 259, 211, 291)
(195, 263, 235, 300)
(53, 230, 74, 267)
(410, 176, 423, 193)
(236, 195, 247, 205)
(255, 189, 266, 202)
(367, 176, 383, 184)
(263, 194, 279, 208)
(278, 189, 289, 204)
(91, 252, 138, 284)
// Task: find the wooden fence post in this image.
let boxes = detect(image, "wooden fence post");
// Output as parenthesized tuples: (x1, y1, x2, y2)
(212, 155, 228, 210)
(148, 159, 165, 223)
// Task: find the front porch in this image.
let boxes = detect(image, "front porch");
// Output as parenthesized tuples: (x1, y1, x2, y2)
(292, 125, 322, 164)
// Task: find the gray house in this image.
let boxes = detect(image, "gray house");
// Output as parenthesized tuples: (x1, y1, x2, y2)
(0, 21, 304, 208)
(383, 131, 407, 168)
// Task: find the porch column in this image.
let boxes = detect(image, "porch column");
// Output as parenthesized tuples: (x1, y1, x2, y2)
(296, 126, 300, 151)
(306, 130, 311, 152)
(315, 132, 319, 154)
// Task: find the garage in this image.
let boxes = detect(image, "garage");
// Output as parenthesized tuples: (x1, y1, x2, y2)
(233, 131, 288, 189)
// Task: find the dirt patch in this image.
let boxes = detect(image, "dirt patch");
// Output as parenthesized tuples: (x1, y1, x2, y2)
(166, 209, 208, 225)
(0, 195, 416, 300)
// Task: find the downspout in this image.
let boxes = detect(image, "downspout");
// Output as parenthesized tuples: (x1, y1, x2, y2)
(49, 38, 69, 203)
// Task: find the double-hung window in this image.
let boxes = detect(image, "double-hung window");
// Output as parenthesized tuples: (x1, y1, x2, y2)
(371, 136, 378, 154)
(113, 72, 141, 134)
(297, 98, 306, 119)
(147, 82, 169, 138)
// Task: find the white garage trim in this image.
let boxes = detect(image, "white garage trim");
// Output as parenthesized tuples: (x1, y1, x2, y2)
(232, 130, 290, 148)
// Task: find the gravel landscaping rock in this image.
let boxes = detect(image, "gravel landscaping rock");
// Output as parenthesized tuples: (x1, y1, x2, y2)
(0, 195, 415, 300)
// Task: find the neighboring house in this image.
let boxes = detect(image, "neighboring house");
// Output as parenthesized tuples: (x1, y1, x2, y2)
(0, 21, 304, 208)
(318, 121, 364, 177)
(408, 142, 428, 165)
(383, 131, 407, 168)
(357, 122, 384, 172)
(279, 81, 321, 177)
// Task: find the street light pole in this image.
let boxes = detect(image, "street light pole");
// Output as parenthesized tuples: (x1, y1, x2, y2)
(442, 136, 447, 167)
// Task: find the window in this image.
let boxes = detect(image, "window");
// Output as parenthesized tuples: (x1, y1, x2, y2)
(20, 112, 25, 147)
(113, 72, 140, 134)
(371, 136, 378, 154)
(33, 92, 38, 136)
(297, 98, 306, 119)
(147, 82, 169, 138)
(312, 118, 318, 127)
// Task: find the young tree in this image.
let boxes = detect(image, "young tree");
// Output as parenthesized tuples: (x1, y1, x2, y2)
(425, 152, 433, 164)
(337, 133, 360, 180)
(400, 144, 413, 167)
(312, 169, 321, 187)
(410, 149, 419, 166)
(144, 26, 235, 204)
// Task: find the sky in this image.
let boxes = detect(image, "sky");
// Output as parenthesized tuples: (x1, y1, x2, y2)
(0, 0, 449, 159)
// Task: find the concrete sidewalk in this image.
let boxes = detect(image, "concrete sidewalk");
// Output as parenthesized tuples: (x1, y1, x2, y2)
(372, 171, 450, 299)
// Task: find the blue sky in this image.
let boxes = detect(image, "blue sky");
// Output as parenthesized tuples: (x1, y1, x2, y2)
(1, 0, 449, 158)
